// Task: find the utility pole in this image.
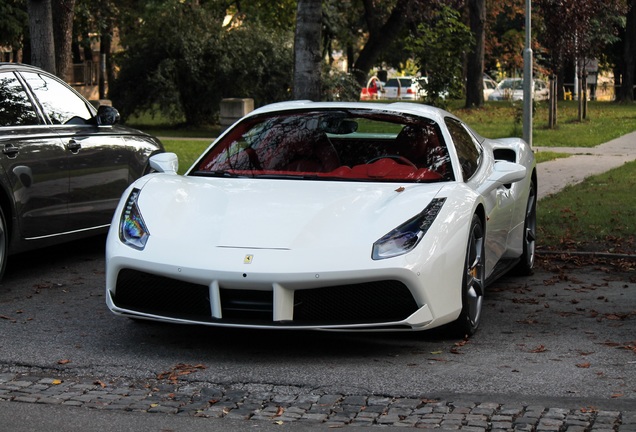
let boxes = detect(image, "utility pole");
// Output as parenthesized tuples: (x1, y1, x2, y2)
(523, 0, 533, 147)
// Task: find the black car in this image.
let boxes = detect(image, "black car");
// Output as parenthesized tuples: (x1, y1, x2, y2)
(0, 63, 164, 280)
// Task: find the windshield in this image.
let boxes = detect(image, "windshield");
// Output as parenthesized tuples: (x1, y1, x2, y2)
(192, 109, 454, 183)
(385, 78, 413, 88)
(498, 79, 523, 90)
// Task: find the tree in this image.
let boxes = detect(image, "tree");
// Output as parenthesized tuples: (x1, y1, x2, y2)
(484, 0, 527, 78)
(110, 0, 293, 125)
(618, 0, 636, 102)
(293, 0, 322, 100)
(350, 0, 412, 85)
(537, 0, 625, 125)
(51, 0, 75, 81)
(0, 0, 28, 60)
(407, 4, 473, 107)
(27, 0, 55, 73)
(465, 0, 486, 108)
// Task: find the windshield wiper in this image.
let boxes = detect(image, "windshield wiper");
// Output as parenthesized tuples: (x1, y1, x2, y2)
(191, 170, 242, 178)
(255, 173, 321, 180)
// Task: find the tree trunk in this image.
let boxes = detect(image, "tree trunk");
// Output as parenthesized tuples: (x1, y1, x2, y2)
(27, 0, 56, 74)
(292, 0, 322, 100)
(352, 0, 410, 85)
(465, 0, 486, 108)
(618, 0, 636, 102)
(51, 0, 75, 81)
(100, 30, 112, 99)
(548, 75, 557, 128)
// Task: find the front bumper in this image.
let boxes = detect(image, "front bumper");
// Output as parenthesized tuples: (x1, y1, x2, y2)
(106, 264, 442, 331)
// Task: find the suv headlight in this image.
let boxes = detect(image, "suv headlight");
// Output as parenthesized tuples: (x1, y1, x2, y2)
(372, 198, 446, 260)
(119, 188, 150, 250)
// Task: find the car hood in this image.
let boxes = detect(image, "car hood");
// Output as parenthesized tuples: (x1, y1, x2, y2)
(134, 175, 445, 250)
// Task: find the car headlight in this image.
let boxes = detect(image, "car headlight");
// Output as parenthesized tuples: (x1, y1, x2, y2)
(372, 198, 446, 260)
(119, 188, 150, 250)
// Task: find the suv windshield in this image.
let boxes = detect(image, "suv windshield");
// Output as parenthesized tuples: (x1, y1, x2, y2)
(192, 109, 454, 182)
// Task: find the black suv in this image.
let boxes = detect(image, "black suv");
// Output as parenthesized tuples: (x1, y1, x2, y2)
(0, 63, 164, 280)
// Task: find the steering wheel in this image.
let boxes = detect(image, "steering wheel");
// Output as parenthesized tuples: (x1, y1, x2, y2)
(366, 155, 417, 169)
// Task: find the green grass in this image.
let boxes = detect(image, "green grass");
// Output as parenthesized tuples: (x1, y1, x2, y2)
(451, 100, 636, 147)
(533, 151, 572, 164)
(161, 140, 212, 174)
(537, 161, 636, 253)
(130, 101, 636, 253)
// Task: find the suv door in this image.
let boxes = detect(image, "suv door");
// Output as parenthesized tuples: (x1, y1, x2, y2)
(20, 71, 130, 231)
(0, 71, 70, 239)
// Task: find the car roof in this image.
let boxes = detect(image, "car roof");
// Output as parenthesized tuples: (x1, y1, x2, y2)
(0, 62, 45, 72)
(247, 101, 457, 125)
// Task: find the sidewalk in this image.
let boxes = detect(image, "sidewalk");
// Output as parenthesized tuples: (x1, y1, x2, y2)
(1, 370, 634, 430)
(535, 130, 636, 200)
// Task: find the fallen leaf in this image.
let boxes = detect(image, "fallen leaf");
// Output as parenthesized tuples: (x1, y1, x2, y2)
(157, 363, 207, 382)
(57, 359, 71, 365)
(94, 380, 107, 388)
(576, 362, 591, 368)
(275, 406, 285, 417)
(530, 345, 547, 353)
(51, 379, 62, 385)
(512, 297, 540, 305)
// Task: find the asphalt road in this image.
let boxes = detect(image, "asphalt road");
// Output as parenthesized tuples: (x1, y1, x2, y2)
(0, 236, 634, 430)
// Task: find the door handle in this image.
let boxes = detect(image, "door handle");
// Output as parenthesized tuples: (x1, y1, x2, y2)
(67, 139, 82, 152)
(2, 144, 19, 157)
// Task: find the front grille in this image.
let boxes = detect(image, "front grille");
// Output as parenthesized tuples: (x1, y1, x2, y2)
(220, 289, 273, 320)
(113, 270, 418, 326)
(114, 269, 212, 320)
(294, 281, 418, 324)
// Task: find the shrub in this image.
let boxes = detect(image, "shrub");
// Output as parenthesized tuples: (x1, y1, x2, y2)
(110, 2, 293, 126)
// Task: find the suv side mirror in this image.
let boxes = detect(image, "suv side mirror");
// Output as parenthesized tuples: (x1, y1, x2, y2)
(96, 105, 121, 126)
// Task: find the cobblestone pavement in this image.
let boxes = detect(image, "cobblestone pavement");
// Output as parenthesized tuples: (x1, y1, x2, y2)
(1, 369, 635, 430)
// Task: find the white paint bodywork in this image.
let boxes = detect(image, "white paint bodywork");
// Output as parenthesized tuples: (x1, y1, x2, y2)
(105, 101, 536, 332)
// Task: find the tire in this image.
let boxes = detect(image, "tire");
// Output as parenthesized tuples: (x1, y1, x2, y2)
(0, 206, 8, 281)
(450, 213, 485, 338)
(513, 179, 537, 276)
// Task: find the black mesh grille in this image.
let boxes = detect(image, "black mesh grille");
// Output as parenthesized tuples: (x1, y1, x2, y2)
(294, 281, 418, 324)
(113, 270, 418, 326)
(220, 289, 273, 320)
(114, 269, 212, 320)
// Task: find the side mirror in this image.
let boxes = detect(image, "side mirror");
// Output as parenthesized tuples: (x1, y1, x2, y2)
(96, 105, 121, 126)
(482, 161, 526, 193)
(149, 152, 179, 174)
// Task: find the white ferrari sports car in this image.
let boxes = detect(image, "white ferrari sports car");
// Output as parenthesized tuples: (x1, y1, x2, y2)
(106, 101, 536, 336)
